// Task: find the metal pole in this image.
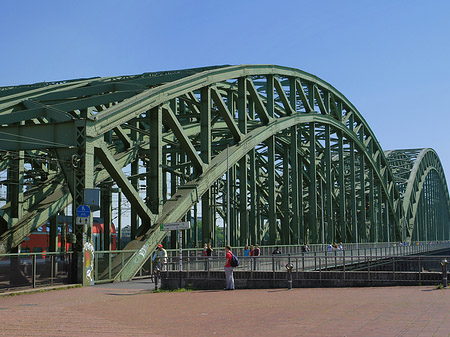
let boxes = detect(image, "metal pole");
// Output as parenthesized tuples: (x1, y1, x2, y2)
(320, 179, 325, 249)
(32, 254, 36, 288)
(118, 190, 122, 250)
(179, 230, 183, 271)
(355, 202, 359, 250)
(179, 230, 183, 288)
(387, 202, 390, 245)
(227, 144, 230, 246)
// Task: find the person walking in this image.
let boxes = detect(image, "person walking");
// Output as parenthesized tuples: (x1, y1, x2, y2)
(152, 244, 168, 271)
(224, 245, 235, 290)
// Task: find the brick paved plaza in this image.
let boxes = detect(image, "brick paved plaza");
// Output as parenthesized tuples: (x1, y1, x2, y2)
(1, 281, 450, 336)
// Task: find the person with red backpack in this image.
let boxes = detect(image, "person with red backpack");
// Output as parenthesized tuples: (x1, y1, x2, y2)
(224, 245, 235, 290)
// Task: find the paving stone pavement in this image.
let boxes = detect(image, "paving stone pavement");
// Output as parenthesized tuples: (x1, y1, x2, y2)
(1, 281, 450, 336)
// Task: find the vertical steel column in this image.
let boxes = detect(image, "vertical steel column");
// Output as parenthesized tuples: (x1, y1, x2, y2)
(358, 151, 366, 242)
(238, 77, 248, 246)
(149, 106, 162, 214)
(290, 78, 299, 244)
(325, 125, 333, 243)
(101, 186, 112, 251)
(117, 190, 122, 249)
(170, 149, 178, 249)
(281, 142, 290, 244)
(249, 149, 257, 245)
(349, 140, 357, 243)
(377, 185, 383, 242)
(201, 86, 212, 245)
(231, 166, 237, 246)
(71, 123, 94, 283)
(299, 152, 305, 244)
(49, 215, 58, 252)
(368, 167, 375, 242)
(338, 131, 346, 242)
(7, 151, 24, 219)
(130, 159, 139, 240)
(309, 122, 318, 243)
(267, 136, 277, 245)
(290, 126, 299, 244)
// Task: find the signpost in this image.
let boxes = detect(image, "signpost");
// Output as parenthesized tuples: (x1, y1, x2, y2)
(160, 222, 190, 279)
(76, 205, 93, 286)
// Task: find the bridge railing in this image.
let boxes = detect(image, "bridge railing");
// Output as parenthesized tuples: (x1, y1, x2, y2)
(0, 252, 73, 293)
(158, 241, 450, 274)
(159, 241, 447, 258)
(92, 241, 450, 283)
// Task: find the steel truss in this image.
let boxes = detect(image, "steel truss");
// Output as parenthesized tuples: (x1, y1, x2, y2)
(0, 65, 449, 281)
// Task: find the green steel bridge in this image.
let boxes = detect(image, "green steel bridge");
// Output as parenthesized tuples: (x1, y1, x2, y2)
(0, 65, 449, 282)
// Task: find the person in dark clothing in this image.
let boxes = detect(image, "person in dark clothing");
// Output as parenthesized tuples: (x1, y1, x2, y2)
(272, 247, 281, 255)
(206, 243, 213, 256)
(272, 246, 282, 270)
(253, 244, 261, 270)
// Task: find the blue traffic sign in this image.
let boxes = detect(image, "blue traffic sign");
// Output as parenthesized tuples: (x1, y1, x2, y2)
(76, 205, 91, 218)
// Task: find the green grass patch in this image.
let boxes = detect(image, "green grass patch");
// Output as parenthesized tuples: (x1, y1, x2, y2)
(435, 283, 445, 290)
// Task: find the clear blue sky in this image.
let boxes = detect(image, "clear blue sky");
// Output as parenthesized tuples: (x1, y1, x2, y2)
(1, 0, 449, 183)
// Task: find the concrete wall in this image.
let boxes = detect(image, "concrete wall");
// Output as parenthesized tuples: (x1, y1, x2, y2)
(161, 270, 447, 290)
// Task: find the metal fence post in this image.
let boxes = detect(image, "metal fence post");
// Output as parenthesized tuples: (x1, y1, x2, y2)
(50, 255, 54, 285)
(314, 252, 317, 270)
(32, 254, 37, 288)
(108, 252, 112, 280)
(319, 258, 322, 280)
(418, 257, 421, 282)
(392, 257, 395, 281)
(95, 253, 98, 281)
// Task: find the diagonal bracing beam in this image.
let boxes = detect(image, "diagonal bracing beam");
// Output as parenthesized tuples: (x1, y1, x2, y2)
(94, 142, 157, 227)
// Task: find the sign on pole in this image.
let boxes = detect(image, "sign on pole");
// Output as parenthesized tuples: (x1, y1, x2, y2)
(160, 222, 190, 231)
(159, 222, 190, 277)
(76, 205, 91, 218)
(76, 217, 89, 225)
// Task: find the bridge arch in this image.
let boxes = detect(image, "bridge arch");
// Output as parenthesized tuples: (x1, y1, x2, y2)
(0, 65, 449, 282)
(387, 149, 450, 241)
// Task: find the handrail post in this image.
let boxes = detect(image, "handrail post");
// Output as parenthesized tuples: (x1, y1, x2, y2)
(50, 255, 54, 285)
(108, 252, 112, 280)
(95, 253, 98, 282)
(319, 258, 322, 280)
(32, 254, 37, 288)
(392, 257, 395, 281)
(314, 252, 317, 270)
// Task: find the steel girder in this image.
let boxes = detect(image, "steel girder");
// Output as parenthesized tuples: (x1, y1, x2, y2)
(0, 65, 448, 283)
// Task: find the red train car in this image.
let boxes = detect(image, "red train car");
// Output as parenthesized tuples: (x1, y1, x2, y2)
(20, 220, 117, 253)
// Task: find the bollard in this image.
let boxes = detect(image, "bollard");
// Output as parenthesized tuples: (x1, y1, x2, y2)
(285, 263, 294, 290)
(154, 267, 160, 291)
(440, 259, 448, 289)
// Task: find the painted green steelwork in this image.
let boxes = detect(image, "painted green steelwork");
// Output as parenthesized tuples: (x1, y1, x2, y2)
(0, 65, 449, 283)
